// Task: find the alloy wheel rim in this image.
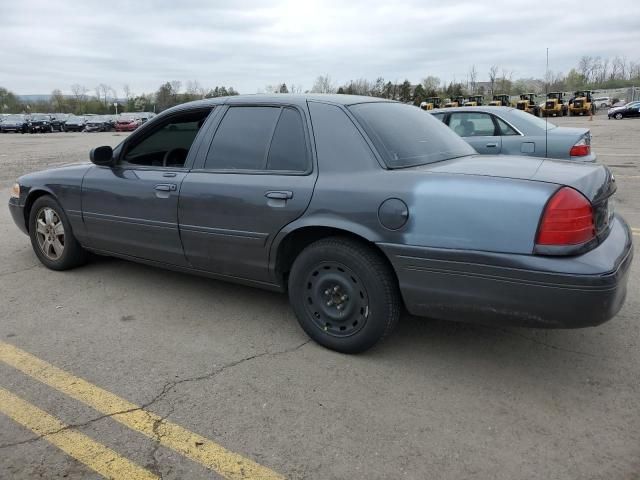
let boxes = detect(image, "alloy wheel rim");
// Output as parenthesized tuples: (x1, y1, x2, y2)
(35, 207, 65, 260)
(304, 261, 370, 338)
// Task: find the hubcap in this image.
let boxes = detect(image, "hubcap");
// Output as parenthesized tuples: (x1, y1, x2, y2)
(304, 261, 369, 337)
(35, 207, 65, 260)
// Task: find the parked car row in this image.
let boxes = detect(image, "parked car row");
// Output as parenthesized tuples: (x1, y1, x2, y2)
(0, 112, 156, 133)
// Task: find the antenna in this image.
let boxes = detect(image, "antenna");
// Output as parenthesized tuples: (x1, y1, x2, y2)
(545, 47, 549, 158)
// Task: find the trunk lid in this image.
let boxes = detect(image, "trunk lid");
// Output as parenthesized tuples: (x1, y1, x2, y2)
(422, 155, 615, 203)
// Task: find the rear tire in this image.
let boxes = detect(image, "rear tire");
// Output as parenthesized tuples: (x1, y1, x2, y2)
(28, 195, 87, 271)
(288, 237, 401, 354)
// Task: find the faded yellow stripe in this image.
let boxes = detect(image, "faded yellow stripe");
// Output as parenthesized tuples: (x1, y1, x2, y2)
(0, 342, 284, 480)
(0, 387, 157, 480)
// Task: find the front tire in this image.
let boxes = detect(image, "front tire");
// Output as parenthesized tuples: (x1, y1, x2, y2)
(288, 237, 401, 353)
(614, 113, 623, 120)
(28, 196, 87, 270)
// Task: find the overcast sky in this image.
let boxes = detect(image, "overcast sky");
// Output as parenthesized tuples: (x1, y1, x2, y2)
(2, 0, 639, 95)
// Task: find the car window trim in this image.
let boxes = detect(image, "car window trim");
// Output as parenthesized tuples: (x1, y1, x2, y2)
(118, 106, 216, 170)
(198, 103, 314, 175)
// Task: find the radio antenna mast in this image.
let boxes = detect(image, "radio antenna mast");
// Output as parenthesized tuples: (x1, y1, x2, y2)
(545, 47, 549, 158)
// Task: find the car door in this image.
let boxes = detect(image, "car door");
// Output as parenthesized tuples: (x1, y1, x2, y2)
(178, 104, 316, 283)
(82, 107, 215, 266)
(629, 102, 640, 118)
(492, 114, 539, 156)
(447, 112, 502, 154)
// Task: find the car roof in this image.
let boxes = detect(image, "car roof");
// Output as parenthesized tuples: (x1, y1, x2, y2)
(169, 94, 394, 111)
(431, 106, 515, 114)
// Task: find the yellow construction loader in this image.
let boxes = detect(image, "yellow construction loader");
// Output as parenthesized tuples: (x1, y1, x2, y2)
(488, 94, 511, 106)
(515, 93, 541, 116)
(541, 92, 569, 117)
(569, 90, 595, 116)
(419, 97, 442, 110)
(443, 96, 465, 108)
(463, 95, 484, 106)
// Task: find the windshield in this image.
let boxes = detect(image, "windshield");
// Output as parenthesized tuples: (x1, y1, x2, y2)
(6, 115, 25, 121)
(510, 108, 557, 130)
(348, 102, 476, 168)
(67, 116, 84, 122)
(31, 115, 49, 121)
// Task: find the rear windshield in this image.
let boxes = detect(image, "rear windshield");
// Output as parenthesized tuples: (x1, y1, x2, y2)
(348, 102, 475, 168)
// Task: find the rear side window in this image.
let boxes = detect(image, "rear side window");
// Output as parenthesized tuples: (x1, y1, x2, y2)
(204, 106, 308, 172)
(205, 107, 280, 170)
(266, 108, 308, 171)
(431, 113, 446, 122)
(348, 102, 475, 168)
(495, 117, 519, 136)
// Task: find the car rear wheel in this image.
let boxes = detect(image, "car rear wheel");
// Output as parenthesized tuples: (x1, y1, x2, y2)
(288, 237, 401, 353)
(28, 196, 87, 271)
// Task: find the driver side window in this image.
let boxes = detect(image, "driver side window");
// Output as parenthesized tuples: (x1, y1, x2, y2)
(122, 109, 212, 168)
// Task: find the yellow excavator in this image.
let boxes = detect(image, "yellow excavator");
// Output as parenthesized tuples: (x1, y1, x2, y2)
(419, 97, 442, 110)
(463, 95, 484, 106)
(488, 94, 511, 106)
(541, 92, 569, 117)
(516, 93, 541, 116)
(569, 90, 595, 116)
(443, 96, 466, 108)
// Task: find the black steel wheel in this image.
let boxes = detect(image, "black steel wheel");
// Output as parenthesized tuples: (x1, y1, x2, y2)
(288, 237, 401, 353)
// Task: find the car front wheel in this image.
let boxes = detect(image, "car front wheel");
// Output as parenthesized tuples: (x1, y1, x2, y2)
(614, 113, 623, 120)
(28, 196, 87, 270)
(288, 237, 401, 353)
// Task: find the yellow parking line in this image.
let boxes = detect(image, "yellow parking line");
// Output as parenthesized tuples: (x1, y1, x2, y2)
(0, 342, 284, 480)
(0, 388, 157, 480)
(632, 227, 640, 236)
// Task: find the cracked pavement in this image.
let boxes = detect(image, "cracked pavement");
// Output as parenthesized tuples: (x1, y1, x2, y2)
(1, 117, 640, 479)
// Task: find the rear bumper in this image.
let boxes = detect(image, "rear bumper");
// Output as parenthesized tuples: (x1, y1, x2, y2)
(379, 215, 633, 328)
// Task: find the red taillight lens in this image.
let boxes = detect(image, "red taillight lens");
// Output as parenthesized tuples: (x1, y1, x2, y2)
(570, 138, 590, 157)
(536, 187, 595, 246)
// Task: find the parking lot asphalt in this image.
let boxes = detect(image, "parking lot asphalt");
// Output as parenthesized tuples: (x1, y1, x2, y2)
(0, 115, 639, 479)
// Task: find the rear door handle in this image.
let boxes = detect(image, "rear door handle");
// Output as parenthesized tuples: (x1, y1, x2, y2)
(265, 191, 293, 200)
(486, 143, 498, 147)
(155, 184, 177, 192)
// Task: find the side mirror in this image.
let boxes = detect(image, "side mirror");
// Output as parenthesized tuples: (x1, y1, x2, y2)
(90, 146, 114, 166)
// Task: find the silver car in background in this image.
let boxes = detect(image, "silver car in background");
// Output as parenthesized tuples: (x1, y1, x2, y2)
(431, 106, 596, 162)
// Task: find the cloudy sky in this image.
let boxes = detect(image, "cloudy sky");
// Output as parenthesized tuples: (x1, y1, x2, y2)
(2, 0, 639, 95)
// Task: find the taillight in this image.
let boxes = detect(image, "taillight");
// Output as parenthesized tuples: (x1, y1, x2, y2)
(570, 137, 590, 157)
(536, 187, 595, 246)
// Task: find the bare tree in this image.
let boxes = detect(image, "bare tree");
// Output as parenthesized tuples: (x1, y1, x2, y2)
(310, 74, 336, 94)
(185, 80, 205, 99)
(488, 65, 499, 95)
(123, 84, 132, 101)
(468, 65, 477, 94)
(289, 84, 303, 94)
(95, 84, 112, 107)
(50, 89, 66, 112)
(421, 76, 440, 96)
(70, 84, 89, 113)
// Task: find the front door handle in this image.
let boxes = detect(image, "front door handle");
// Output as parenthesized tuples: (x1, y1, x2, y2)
(155, 184, 177, 192)
(486, 143, 498, 148)
(265, 191, 293, 200)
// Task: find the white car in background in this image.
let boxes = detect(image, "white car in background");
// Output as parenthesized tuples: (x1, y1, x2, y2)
(593, 97, 611, 109)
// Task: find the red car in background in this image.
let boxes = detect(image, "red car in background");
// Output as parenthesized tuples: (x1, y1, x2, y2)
(115, 117, 141, 132)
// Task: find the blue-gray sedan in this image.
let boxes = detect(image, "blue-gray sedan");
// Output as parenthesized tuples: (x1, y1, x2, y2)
(431, 106, 596, 162)
(8, 95, 632, 353)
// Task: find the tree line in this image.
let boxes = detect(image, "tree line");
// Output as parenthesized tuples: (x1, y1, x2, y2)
(1, 55, 639, 115)
(0, 81, 239, 115)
